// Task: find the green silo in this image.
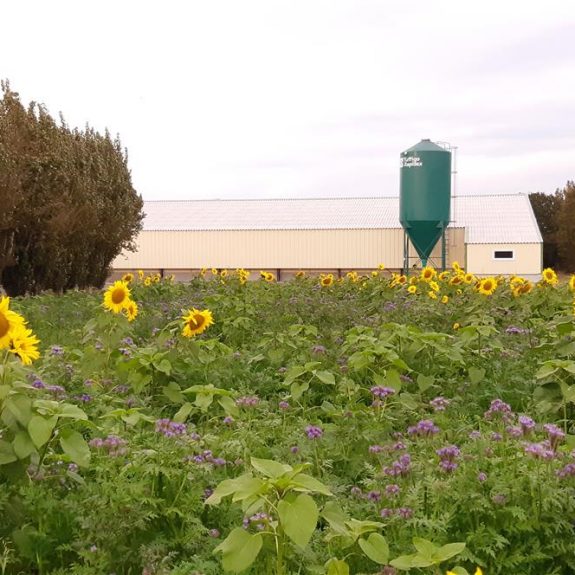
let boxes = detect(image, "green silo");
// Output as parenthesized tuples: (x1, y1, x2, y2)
(399, 139, 451, 268)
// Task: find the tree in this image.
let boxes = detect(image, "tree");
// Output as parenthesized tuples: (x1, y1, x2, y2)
(0, 81, 143, 295)
(529, 190, 564, 269)
(555, 181, 575, 272)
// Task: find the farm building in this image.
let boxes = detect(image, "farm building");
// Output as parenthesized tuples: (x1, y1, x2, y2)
(111, 193, 543, 281)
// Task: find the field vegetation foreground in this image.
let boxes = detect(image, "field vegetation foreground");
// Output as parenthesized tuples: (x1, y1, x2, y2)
(1, 266, 575, 575)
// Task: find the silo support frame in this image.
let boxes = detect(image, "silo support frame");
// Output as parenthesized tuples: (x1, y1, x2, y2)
(403, 229, 447, 275)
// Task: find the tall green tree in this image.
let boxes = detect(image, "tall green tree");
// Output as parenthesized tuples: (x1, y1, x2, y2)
(555, 181, 575, 272)
(0, 81, 143, 295)
(529, 190, 564, 269)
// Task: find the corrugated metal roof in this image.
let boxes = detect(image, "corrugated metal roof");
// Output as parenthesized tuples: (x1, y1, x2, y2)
(142, 194, 542, 244)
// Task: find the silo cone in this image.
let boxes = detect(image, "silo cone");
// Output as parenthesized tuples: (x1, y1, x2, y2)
(399, 139, 451, 266)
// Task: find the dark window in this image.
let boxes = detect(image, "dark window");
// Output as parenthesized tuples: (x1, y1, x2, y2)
(494, 250, 514, 259)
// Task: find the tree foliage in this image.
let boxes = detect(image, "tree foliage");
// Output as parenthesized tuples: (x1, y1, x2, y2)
(0, 80, 143, 295)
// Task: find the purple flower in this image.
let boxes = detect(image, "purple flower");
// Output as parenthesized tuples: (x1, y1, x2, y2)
(490, 432, 503, 442)
(369, 445, 384, 454)
(75, 394, 92, 403)
(557, 463, 575, 478)
(385, 484, 400, 497)
(209, 528, 220, 538)
(379, 508, 394, 518)
(397, 507, 413, 519)
(383, 453, 411, 477)
(278, 401, 290, 410)
(46, 385, 67, 398)
(305, 425, 323, 439)
(524, 441, 555, 460)
(543, 423, 565, 450)
(436, 445, 460, 473)
(518, 415, 536, 435)
(311, 344, 327, 355)
(155, 418, 187, 437)
(32, 378, 46, 389)
(370, 386, 396, 399)
(350, 486, 363, 498)
(50, 345, 64, 356)
(430, 396, 450, 412)
(477, 472, 488, 482)
(408, 419, 440, 437)
(223, 416, 234, 425)
(468, 430, 481, 440)
(492, 494, 507, 506)
(290, 445, 299, 454)
(505, 325, 527, 335)
(506, 425, 523, 438)
(204, 488, 214, 499)
(367, 490, 381, 502)
(484, 399, 513, 422)
(236, 396, 260, 408)
(89, 435, 128, 457)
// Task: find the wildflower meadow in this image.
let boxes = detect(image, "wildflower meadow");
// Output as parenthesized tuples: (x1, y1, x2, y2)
(1, 266, 575, 575)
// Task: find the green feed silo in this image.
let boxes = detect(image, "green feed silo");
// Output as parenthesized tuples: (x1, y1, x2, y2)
(399, 139, 451, 269)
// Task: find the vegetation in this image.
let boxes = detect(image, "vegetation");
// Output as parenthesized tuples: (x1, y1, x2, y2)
(1, 267, 575, 574)
(529, 181, 575, 270)
(0, 81, 143, 295)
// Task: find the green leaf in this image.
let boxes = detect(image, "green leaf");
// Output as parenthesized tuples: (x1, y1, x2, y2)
(412, 537, 438, 560)
(417, 374, 435, 392)
(205, 474, 261, 505)
(291, 473, 333, 496)
(60, 429, 91, 467)
(214, 527, 263, 572)
(5, 395, 33, 426)
(468, 367, 485, 384)
(194, 392, 214, 412)
(162, 382, 184, 403)
(325, 558, 350, 575)
(358, 533, 389, 565)
(390, 554, 416, 570)
(277, 493, 318, 550)
(291, 379, 310, 401)
(173, 402, 194, 423)
(28, 415, 57, 448)
(435, 542, 466, 562)
(0, 440, 17, 465)
(154, 358, 172, 375)
(385, 369, 403, 391)
(284, 365, 307, 385)
(12, 431, 36, 459)
(218, 395, 240, 417)
(314, 370, 335, 385)
(58, 403, 88, 420)
(448, 567, 470, 575)
(251, 457, 291, 478)
(322, 502, 349, 536)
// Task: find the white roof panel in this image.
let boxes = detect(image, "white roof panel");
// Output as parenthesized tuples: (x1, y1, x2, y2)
(142, 194, 542, 244)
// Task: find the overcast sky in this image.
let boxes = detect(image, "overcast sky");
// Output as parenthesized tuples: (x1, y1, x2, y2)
(1, 1, 574, 200)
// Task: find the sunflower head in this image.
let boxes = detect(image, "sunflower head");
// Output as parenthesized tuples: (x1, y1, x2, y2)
(295, 271, 306, 279)
(122, 272, 134, 283)
(542, 267, 558, 285)
(0, 297, 26, 350)
(144, 277, 152, 287)
(9, 324, 40, 365)
(320, 274, 334, 287)
(428, 290, 437, 299)
(464, 273, 475, 284)
(478, 277, 498, 296)
(407, 285, 418, 294)
(220, 269, 228, 278)
(371, 271, 379, 277)
(103, 281, 132, 314)
(123, 300, 139, 322)
(182, 308, 214, 337)
(441, 295, 449, 304)
(420, 266, 436, 281)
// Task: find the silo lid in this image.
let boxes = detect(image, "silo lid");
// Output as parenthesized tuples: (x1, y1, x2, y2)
(402, 139, 447, 153)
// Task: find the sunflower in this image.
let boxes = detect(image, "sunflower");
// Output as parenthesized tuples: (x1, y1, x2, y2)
(144, 277, 152, 287)
(428, 290, 437, 299)
(452, 261, 461, 272)
(371, 271, 379, 277)
(137, 269, 144, 280)
(453, 322, 460, 330)
(346, 271, 359, 282)
(182, 308, 214, 337)
(295, 271, 306, 279)
(103, 281, 132, 313)
(407, 285, 418, 294)
(449, 275, 463, 286)
(441, 295, 449, 304)
(478, 277, 498, 295)
(378, 263, 385, 270)
(122, 272, 134, 283)
(463, 273, 475, 284)
(397, 275, 407, 285)
(220, 269, 228, 278)
(515, 281, 533, 296)
(542, 267, 558, 286)
(200, 267, 207, 276)
(8, 324, 40, 365)
(123, 300, 139, 322)
(438, 271, 450, 281)
(320, 273, 334, 287)
(429, 281, 440, 292)
(569, 275, 575, 292)
(420, 266, 436, 281)
(211, 268, 219, 276)
(0, 297, 26, 350)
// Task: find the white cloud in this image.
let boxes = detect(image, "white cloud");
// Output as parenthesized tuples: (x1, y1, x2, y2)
(1, 0, 574, 199)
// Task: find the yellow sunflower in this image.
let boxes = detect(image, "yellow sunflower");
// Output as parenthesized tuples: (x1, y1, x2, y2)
(200, 267, 207, 276)
(211, 268, 219, 276)
(137, 269, 144, 280)
(452, 261, 461, 272)
(182, 308, 214, 337)
(453, 322, 460, 330)
(320, 273, 334, 287)
(407, 285, 418, 294)
(144, 277, 152, 287)
(346, 271, 359, 282)
(478, 277, 498, 295)
(295, 270, 306, 279)
(449, 275, 463, 286)
(438, 271, 450, 281)
(0, 297, 26, 350)
(220, 269, 228, 278)
(409, 276, 418, 285)
(429, 280, 440, 292)
(569, 275, 575, 292)
(371, 271, 379, 277)
(542, 267, 558, 286)
(8, 324, 40, 365)
(420, 266, 436, 282)
(123, 300, 139, 322)
(463, 272, 475, 284)
(103, 281, 132, 313)
(428, 290, 437, 299)
(441, 295, 449, 304)
(121, 272, 134, 283)
(378, 263, 385, 270)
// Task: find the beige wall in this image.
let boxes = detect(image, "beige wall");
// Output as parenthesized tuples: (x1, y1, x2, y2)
(112, 228, 467, 272)
(466, 243, 542, 276)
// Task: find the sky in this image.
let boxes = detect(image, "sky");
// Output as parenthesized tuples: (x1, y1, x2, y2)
(1, 1, 574, 201)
